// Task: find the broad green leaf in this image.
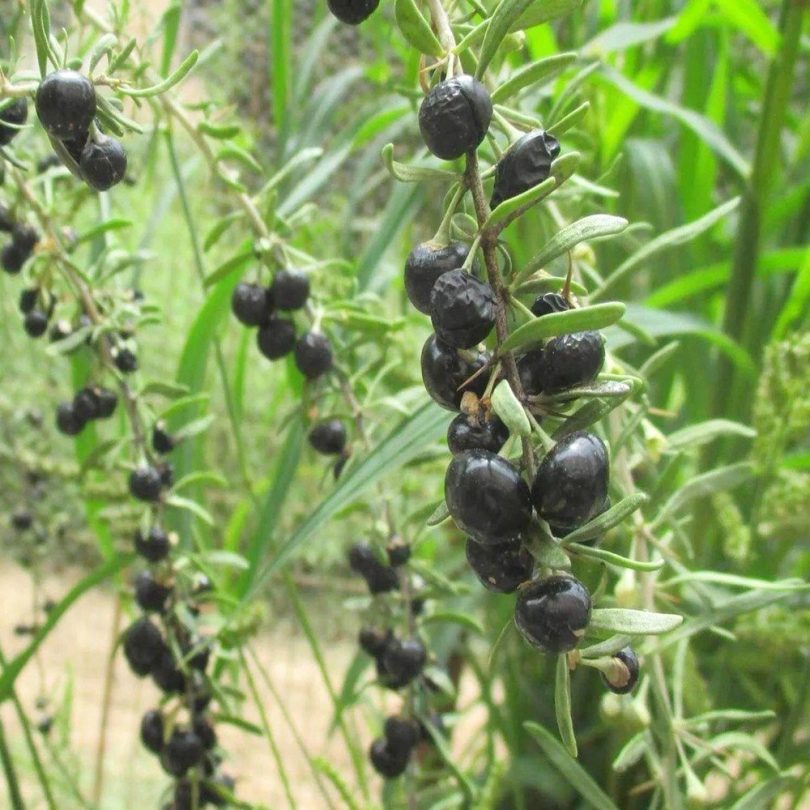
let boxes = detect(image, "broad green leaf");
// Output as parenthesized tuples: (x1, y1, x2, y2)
(655, 462, 753, 522)
(666, 420, 756, 450)
(395, 0, 444, 57)
(476, 0, 537, 78)
(524, 722, 618, 810)
(555, 655, 577, 756)
(499, 303, 625, 353)
(491, 53, 577, 103)
(589, 608, 683, 635)
(567, 542, 664, 572)
(491, 379, 531, 437)
(121, 50, 198, 97)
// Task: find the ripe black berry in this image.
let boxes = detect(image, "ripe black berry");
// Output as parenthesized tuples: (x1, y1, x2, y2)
(541, 331, 605, 394)
(386, 540, 411, 567)
(13, 224, 39, 254)
(404, 241, 476, 315)
(514, 575, 592, 654)
(271, 270, 310, 311)
(161, 729, 204, 777)
(134, 526, 170, 562)
(193, 716, 217, 750)
(447, 412, 509, 455)
(72, 388, 100, 422)
(531, 292, 569, 318)
(444, 450, 532, 545)
(381, 638, 426, 686)
(24, 311, 49, 338)
(601, 646, 640, 694)
(328, 0, 379, 24)
(465, 537, 533, 593)
(128, 465, 164, 502)
(152, 424, 175, 454)
(517, 348, 547, 396)
(384, 716, 420, 755)
(123, 617, 166, 676)
(55, 402, 86, 436)
(79, 136, 127, 191)
(490, 130, 561, 208)
(430, 269, 496, 349)
(19, 289, 38, 315)
(348, 542, 399, 594)
(308, 419, 347, 455)
(359, 626, 391, 658)
(231, 282, 271, 327)
(531, 431, 608, 530)
(93, 387, 118, 418)
(140, 709, 165, 754)
(35, 70, 96, 139)
(369, 737, 408, 779)
(114, 347, 138, 373)
(257, 316, 296, 360)
(420, 334, 489, 411)
(294, 331, 333, 379)
(151, 648, 186, 694)
(11, 510, 33, 531)
(0, 98, 28, 146)
(1, 243, 25, 274)
(418, 75, 493, 161)
(134, 570, 172, 613)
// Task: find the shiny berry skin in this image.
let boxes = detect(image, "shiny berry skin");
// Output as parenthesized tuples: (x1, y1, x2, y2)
(128, 465, 164, 502)
(490, 130, 561, 208)
(601, 646, 640, 694)
(517, 348, 547, 396)
(193, 716, 217, 750)
(60, 132, 88, 165)
(418, 75, 492, 161)
(140, 709, 164, 754)
(134, 527, 170, 562)
(79, 136, 127, 190)
(444, 449, 532, 545)
(465, 537, 533, 593)
(13, 224, 39, 254)
(514, 575, 592, 653)
(358, 626, 391, 658)
(404, 241, 476, 315)
(0, 98, 28, 146)
(1, 244, 25, 274)
(35, 70, 97, 139)
(134, 570, 172, 613)
(231, 282, 271, 327)
(24, 311, 49, 338)
(384, 716, 421, 755)
(93, 387, 118, 418)
(308, 419, 347, 455)
(72, 388, 100, 422)
(430, 269, 496, 349)
(549, 495, 611, 542)
(151, 648, 186, 694)
(123, 617, 166, 676)
(381, 638, 426, 687)
(531, 431, 609, 530)
(294, 331, 333, 379)
(152, 424, 175, 454)
(55, 402, 85, 436)
(420, 334, 489, 411)
(114, 347, 138, 373)
(271, 270, 310, 311)
(447, 412, 509, 455)
(541, 331, 605, 394)
(369, 737, 408, 779)
(257, 316, 295, 359)
(348, 542, 399, 594)
(161, 729, 204, 777)
(327, 0, 379, 25)
(19, 288, 39, 314)
(531, 292, 569, 318)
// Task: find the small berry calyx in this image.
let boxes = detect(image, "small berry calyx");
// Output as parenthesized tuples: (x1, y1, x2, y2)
(327, 0, 379, 25)
(514, 575, 592, 654)
(447, 411, 509, 455)
(308, 419, 347, 456)
(231, 282, 271, 327)
(404, 241, 475, 315)
(420, 334, 489, 411)
(35, 70, 97, 140)
(0, 98, 29, 146)
(294, 331, 333, 379)
(271, 269, 310, 311)
(531, 431, 609, 531)
(257, 316, 296, 360)
(601, 646, 640, 694)
(79, 135, 127, 191)
(465, 537, 533, 593)
(541, 331, 605, 394)
(490, 130, 561, 209)
(430, 269, 496, 349)
(444, 449, 532, 545)
(418, 75, 493, 161)
(129, 465, 164, 502)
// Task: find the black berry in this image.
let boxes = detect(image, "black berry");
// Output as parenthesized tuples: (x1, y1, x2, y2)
(369, 737, 408, 779)
(11, 510, 33, 531)
(24, 311, 49, 338)
(418, 75, 492, 161)
(257, 316, 296, 359)
(55, 402, 86, 436)
(328, 0, 379, 23)
(348, 542, 399, 594)
(465, 537, 533, 593)
(128, 465, 164, 502)
(123, 617, 166, 676)
(359, 626, 391, 658)
(35, 70, 96, 139)
(308, 419, 347, 455)
(541, 331, 605, 394)
(420, 334, 489, 411)
(430, 269, 496, 349)
(140, 709, 165, 754)
(114, 347, 138, 373)
(79, 136, 127, 191)
(152, 424, 175, 454)
(517, 348, 547, 396)
(447, 412, 509, 455)
(93, 387, 118, 418)
(161, 729, 204, 777)
(193, 716, 217, 750)
(531, 431, 609, 530)
(271, 270, 310, 311)
(13, 224, 39, 254)
(381, 637, 426, 686)
(134, 570, 172, 613)
(72, 388, 100, 422)
(151, 648, 187, 694)
(514, 575, 592, 654)
(384, 716, 420, 755)
(294, 331, 333, 379)
(601, 646, 640, 694)
(444, 449, 532, 545)
(386, 540, 411, 567)
(231, 282, 271, 327)
(1, 243, 25, 274)
(490, 130, 561, 209)
(0, 98, 28, 146)
(404, 241, 476, 315)
(134, 527, 170, 562)
(531, 292, 569, 318)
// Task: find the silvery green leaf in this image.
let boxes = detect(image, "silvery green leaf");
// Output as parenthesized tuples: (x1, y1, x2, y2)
(491, 380, 531, 437)
(560, 493, 647, 544)
(567, 542, 663, 572)
(655, 462, 754, 522)
(491, 52, 577, 103)
(579, 634, 634, 659)
(612, 731, 649, 773)
(589, 608, 683, 635)
(555, 655, 577, 756)
(666, 419, 756, 450)
(381, 143, 457, 183)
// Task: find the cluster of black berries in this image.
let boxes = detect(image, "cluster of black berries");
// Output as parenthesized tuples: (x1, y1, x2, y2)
(403, 73, 640, 692)
(34, 70, 128, 191)
(125, 430, 234, 809)
(327, 0, 379, 25)
(55, 385, 118, 436)
(0, 203, 46, 332)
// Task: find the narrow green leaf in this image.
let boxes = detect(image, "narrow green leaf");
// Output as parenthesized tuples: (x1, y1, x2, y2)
(667, 420, 756, 450)
(589, 608, 683, 635)
(559, 493, 648, 544)
(426, 500, 451, 526)
(381, 143, 457, 183)
(476, 0, 536, 78)
(555, 655, 577, 756)
(509, 0, 584, 33)
(655, 462, 753, 521)
(662, 572, 807, 593)
(198, 121, 241, 140)
(88, 33, 119, 73)
(203, 250, 253, 288)
(730, 776, 798, 810)
(139, 380, 191, 399)
(612, 731, 649, 773)
(422, 611, 484, 635)
(395, 0, 444, 57)
(166, 495, 215, 526)
(584, 18, 676, 56)
(567, 542, 663, 572)
(121, 50, 198, 97)
(485, 175, 557, 230)
(491, 53, 577, 103)
(546, 101, 590, 137)
(491, 379, 531, 437)
(579, 634, 634, 659)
